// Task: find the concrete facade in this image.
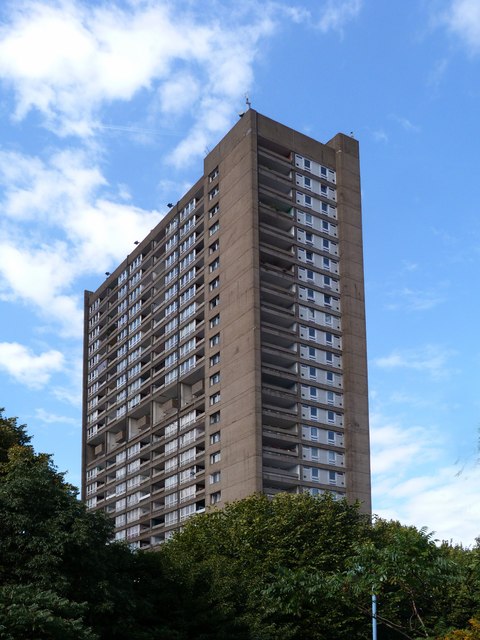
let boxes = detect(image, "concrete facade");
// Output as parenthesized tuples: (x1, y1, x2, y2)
(82, 111, 371, 548)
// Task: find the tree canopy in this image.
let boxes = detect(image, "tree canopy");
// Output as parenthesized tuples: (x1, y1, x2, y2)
(1, 408, 479, 639)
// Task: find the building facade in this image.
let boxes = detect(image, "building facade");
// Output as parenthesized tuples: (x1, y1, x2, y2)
(82, 110, 371, 548)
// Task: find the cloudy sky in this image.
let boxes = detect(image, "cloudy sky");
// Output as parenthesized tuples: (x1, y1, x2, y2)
(1, 0, 479, 545)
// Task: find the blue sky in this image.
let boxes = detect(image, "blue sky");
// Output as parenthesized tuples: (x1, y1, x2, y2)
(1, 0, 479, 544)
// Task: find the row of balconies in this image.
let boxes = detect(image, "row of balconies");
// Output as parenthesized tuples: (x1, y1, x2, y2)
(88, 194, 205, 321)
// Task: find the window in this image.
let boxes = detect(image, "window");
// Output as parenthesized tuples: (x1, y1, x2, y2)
(209, 314, 220, 328)
(329, 470, 336, 485)
(165, 475, 178, 489)
(305, 232, 314, 244)
(308, 327, 316, 340)
(209, 203, 219, 218)
(327, 391, 335, 405)
(209, 277, 220, 291)
(305, 250, 314, 263)
(210, 353, 220, 367)
(304, 195, 312, 207)
(323, 276, 332, 288)
(210, 451, 221, 464)
(325, 351, 333, 364)
(209, 222, 219, 236)
(165, 493, 178, 507)
(208, 167, 219, 182)
(327, 410, 335, 423)
(324, 313, 333, 325)
(326, 371, 334, 384)
(327, 430, 335, 443)
(209, 333, 220, 347)
(209, 295, 220, 309)
(210, 392, 220, 405)
(307, 269, 315, 281)
(210, 372, 220, 386)
(209, 239, 219, 254)
(210, 471, 221, 484)
(305, 212, 313, 226)
(210, 431, 220, 444)
(324, 295, 332, 307)
(209, 257, 220, 272)
(209, 186, 219, 200)
(210, 412, 221, 425)
(304, 158, 311, 170)
(210, 491, 221, 504)
(328, 450, 336, 464)
(165, 510, 179, 525)
(304, 176, 311, 188)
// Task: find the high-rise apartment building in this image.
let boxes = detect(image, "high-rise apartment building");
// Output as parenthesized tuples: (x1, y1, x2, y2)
(82, 110, 371, 548)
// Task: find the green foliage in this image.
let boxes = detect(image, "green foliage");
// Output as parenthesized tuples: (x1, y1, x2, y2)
(0, 409, 31, 464)
(437, 618, 480, 640)
(165, 493, 372, 639)
(0, 409, 200, 639)
(1, 408, 479, 639)
(339, 519, 459, 638)
(0, 585, 97, 640)
(165, 495, 480, 640)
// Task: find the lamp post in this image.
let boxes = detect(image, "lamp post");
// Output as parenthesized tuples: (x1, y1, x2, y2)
(372, 593, 377, 640)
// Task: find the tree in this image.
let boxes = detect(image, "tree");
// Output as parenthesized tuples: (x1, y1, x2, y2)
(164, 492, 372, 639)
(0, 408, 31, 463)
(437, 619, 480, 640)
(164, 493, 480, 640)
(337, 519, 459, 639)
(0, 409, 192, 639)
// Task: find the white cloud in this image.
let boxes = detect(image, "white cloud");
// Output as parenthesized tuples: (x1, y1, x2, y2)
(370, 411, 480, 545)
(385, 286, 446, 311)
(0, 342, 64, 388)
(0, 148, 161, 337)
(317, 0, 362, 34)
(375, 463, 480, 545)
(158, 72, 201, 116)
(372, 129, 389, 143)
(0, 1, 274, 151)
(443, 0, 480, 54)
(370, 414, 442, 476)
(374, 344, 457, 380)
(0, 1, 362, 164)
(35, 407, 78, 425)
(390, 114, 421, 133)
(401, 260, 418, 272)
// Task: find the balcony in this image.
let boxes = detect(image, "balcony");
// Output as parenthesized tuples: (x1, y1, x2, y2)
(260, 264, 294, 292)
(259, 224, 294, 253)
(262, 384, 297, 410)
(258, 150, 292, 178)
(258, 168, 293, 199)
(261, 302, 295, 328)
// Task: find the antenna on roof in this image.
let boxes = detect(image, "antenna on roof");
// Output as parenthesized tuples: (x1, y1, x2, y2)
(239, 94, 252, 118)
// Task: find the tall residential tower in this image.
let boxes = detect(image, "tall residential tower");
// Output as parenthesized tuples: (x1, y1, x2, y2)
(82, 110, 371, 548)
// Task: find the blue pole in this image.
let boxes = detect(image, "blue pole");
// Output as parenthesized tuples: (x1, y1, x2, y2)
(372, 593, 377, 640)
